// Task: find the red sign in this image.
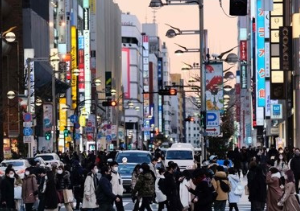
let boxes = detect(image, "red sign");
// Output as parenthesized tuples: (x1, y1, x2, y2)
(240, 41, 247, 61)
(64, 54, 71, 80)
(78, 49, 85, 91)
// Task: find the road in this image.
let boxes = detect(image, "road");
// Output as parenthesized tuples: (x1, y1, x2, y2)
(61, 177, 252, 211)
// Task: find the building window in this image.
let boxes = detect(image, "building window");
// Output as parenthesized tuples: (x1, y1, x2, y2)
(194, 127, 196, 130)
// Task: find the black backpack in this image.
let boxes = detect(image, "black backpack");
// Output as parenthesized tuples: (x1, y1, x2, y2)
(218, 179, 230, 193)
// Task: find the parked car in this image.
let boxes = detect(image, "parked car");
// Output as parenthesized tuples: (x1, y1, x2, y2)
(0, 159, 31, 179)
(35, 153, 64, 166)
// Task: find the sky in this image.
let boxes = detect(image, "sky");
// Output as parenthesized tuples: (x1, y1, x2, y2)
(114, 0, 238, 86)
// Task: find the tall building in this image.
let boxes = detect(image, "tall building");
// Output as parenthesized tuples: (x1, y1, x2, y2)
(121, 13, 144, 149)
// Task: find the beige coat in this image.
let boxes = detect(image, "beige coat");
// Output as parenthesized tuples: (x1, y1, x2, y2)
(82, 174, 98, 209)
(212, 171, 231, 201)
(111, 171, 124, 196)
(266, 172, 284, 211)
(280, 182, 300, 211)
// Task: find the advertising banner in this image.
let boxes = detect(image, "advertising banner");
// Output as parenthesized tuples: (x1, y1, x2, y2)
(240, 41, 247, 61)
(43, 104, 53, 132)
(256, 0, 266, 107)
(279, 26, 292, 71)
(105, 72, 112, 97)
(205, 62, 224, 111)
(271, 104, 283, 119)
(59, 98, 67, 131)
(64, 54, 71, 81)
(24, 49, 35, 114)
(143, 35, 150, 141)
(83, 30, 91, 114)
(71, 26, 77, 104)
(241, 64, 247, 89)
(122, 48, 130, 99)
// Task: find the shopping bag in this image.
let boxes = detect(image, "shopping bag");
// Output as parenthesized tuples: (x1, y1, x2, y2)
(14, 186, 22, 199)
(244, 185, 249, 195)
(62, 189, 74, 203)
(234, 183, 244, 196)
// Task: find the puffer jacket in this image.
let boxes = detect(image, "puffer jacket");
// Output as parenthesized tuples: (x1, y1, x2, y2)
(55, 171, 71, 190)
(132, 171, 155, 197)
(22, 174, 38, 203)
(212, 171, 231, 201)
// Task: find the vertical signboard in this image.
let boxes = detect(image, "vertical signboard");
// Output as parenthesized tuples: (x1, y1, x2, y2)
(143, 35, 150, 141)
(122, 48, 130, 99)
(78, 35, 85, 102)
(64, 53, 71, 81)
(158, 59, 163, 132)
(24, 49, 35, 114)
(240, 41, 247, 61)
(43, 104, 53, 132)
(205, 62, 224, 111)
(105, 72, 112, 97)
(59, 98, 67, 131)
(264, 11, 270, 78)
(256, 0, 265, 107)
(71, 26, 77, 106)
(279, 26, 292, 71)
(241, 64, 247, 89)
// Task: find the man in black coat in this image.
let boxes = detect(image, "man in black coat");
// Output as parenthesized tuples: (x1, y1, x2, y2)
(290, 148, 300, 193)
(0, 168, 15, 209)
(97, 166, 120, 211)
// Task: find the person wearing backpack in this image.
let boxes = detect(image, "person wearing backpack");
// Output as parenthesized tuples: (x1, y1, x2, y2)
(211, 166, 231, 211)
(155, 168, 167, 211)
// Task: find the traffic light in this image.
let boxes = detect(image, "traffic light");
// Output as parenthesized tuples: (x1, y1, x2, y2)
(158, 88, 177, 96)
(102, 100, 118, 107)
(200, 111, 207, 130)
(185, 116, 194, 122)
(63, 128, 69, 137)
(45, 131, 51, 141)
(230, 0, 247, 16)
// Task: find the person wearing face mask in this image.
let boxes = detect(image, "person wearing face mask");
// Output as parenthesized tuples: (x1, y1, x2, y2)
(22, 168, 38, 211)
(149, 158, 158, 178)
(110, 161, 124, 211)
(96, 166, 121, 211)
(274, 153, 288, 179)
(0, 168, 16, 209)
(82, 164, 99, 211)
(290, 148, 300, 193)
(55, 166, 72, 211)
(37, 168, 47, 211)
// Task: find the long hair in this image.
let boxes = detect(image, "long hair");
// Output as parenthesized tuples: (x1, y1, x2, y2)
(285, 170, 295, 183)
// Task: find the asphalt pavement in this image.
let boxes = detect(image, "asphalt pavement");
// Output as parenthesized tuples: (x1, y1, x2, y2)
(60, 176, 252, 211)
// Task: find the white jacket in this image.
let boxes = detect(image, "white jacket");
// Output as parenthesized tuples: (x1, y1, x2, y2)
(82, 174, 99, 209)
(155, 175, 167, 203)
(111, 171, 124, 196)
(180, 179, 193, 208)
(228, 174, 241, 203)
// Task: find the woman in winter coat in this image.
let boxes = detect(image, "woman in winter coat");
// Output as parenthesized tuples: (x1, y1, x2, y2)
(274, 153, 288, 175)
(227, 168, 241, 211)
(22, 168, 38, 211)
(131, 164, 141, 211)
(278, 170, 300, 211)
(82, 164, 99, 211)
(179, 170, 194, 211)
(131, 163, 155, 211)
(1, 168, 16, 209)
(186, 168, 213, 211)
(155, 168, 167, 211)
(266, 167, 283, 211)
(44, 170, 59, 211)
(55, 165, 72, 211)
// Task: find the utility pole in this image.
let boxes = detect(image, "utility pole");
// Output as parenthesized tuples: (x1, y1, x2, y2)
(0, 0, 4, 159)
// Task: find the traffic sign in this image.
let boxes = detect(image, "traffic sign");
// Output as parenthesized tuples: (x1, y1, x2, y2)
(23, 127, 33, 136)
(75, 133, 81, 140)
(23, 113, 32, 122)
(106, 135, 112, 141)
(69, 115, 78, 123)
(206, 111, 220, 127)
(206, 126, 220, 136)
(85, 127, 94, 133)
(74, 123, 80, 129)
(23, 135, 34, 143)
(23, 122, 33, 127)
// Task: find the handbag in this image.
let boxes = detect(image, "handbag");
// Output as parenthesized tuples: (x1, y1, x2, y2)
(57, 190, 64, 203)
(244, 185, 249, 195)
(234, 183, 244, 196)
(62, 189, 74, 203)
(14, 186, 22, 199)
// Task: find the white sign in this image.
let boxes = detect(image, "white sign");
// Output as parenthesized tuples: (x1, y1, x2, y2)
(23, 122, 33, 127)
(23, 136, 34, 143)
(206, 126, 220, 136)
(206, 111, 220, 127)
(271, 104, 282, 119)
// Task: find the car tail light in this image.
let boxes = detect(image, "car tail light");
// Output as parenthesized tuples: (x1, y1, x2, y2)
(17, 169, 25, 174)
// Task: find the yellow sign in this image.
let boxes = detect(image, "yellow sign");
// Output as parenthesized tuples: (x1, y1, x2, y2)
(90, 0, 96, 14)
(59, 98, 67, 131)
(79, 114, 86, 127)
(71, 26, 77, 107)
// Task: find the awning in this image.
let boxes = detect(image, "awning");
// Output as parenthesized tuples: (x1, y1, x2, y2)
(34, 61, 70, 98)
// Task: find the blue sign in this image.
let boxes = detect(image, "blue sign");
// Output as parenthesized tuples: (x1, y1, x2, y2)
(69, 115, 78, 124)
(256, 0, 265, 107)
(23, 127, 33, 136)
(85, 127, 94, 133)
(206, 111, 220, 127)
(74, 122, 80, 129)
(273, 104, 281, 115)
(106, 135, 112, 141)
(75, 133, 81, 140)
(23, 113, 32, 122)
(78, 36, 84, 50)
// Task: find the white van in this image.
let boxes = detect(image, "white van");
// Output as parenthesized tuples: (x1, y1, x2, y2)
(165, 143, 196, 170)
